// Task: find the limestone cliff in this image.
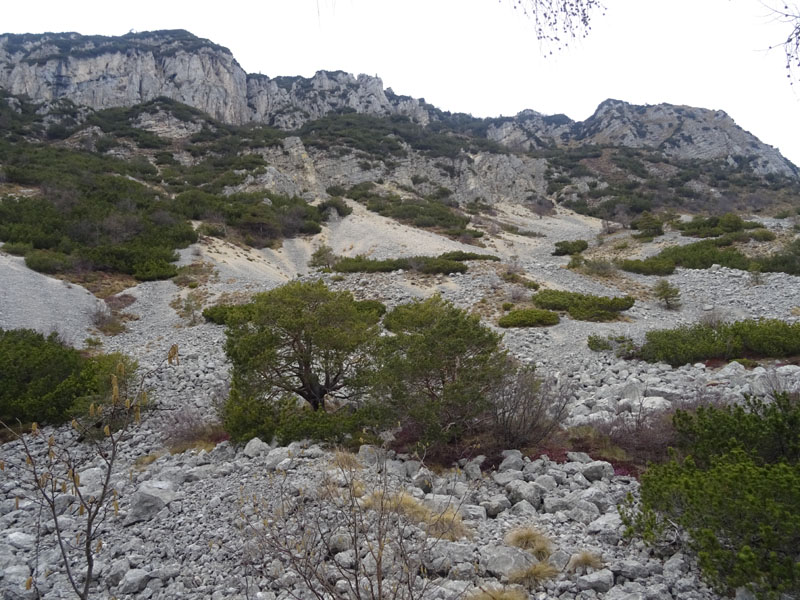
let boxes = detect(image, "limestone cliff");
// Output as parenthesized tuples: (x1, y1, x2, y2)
(0, 30, 795, 179)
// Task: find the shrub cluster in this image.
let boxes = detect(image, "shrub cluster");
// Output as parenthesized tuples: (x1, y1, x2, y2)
(345, 182, 478, 238)
(333, 254, 469, 275)
(620, 236, 798, 277)
(498, 308, 560, 328)
(623, 392, 800, 598)
(637, 319, 800, 366)
(0, 328, 133, 425)
(532, 289, 635, 322)
(675, 212, 762, 238)
(552, 239, 588, 256)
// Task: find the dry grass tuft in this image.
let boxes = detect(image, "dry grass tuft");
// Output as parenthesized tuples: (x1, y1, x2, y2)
(566, 550, 604, 573)
(508, 561, 560, 588)
(362, 491, 471, 541)
(505, 526, 553, 560)
(133, 451, 164, 470)
(330, 450, 362, 471)
(465, 587, 527, 600)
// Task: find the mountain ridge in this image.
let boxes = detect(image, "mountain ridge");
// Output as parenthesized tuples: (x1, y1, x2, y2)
(1, 29, 796, 178)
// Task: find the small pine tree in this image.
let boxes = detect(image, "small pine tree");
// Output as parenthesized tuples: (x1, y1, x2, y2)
(652, 279, 681, 309)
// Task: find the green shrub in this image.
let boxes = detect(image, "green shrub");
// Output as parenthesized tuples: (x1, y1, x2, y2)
(749, 228, 777, 242)
(1, 241, 33, 256)
(318, 196, 353, 217)
(532, 289, 634, 321)
(498, 308, 560, 328)
(0, 329, 131, 425)
(24, 249, 74, 274)
(334, 254, 467, 275)
(587, 335, 612, 352)
(437, 251, 500, 262)
(618, 257, 676, 276)
(637, 319, 800, 367)
(623, 393, 800, 598)
(553, 239, 589, 256)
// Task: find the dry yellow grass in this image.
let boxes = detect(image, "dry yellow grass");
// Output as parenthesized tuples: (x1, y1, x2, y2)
(508, 561, 560, 588)
(362, 491, 471, 541)
(330, 450, 362, 471)
(465, 587, 527, 600)
(566, 550, 604, 573)
(505, 526, 553, 560)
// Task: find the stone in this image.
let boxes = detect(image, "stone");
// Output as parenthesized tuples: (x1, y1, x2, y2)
(117, 568, 150, 594)
(264, 447, 293, 470)
(498, 450, 525, 472)
(505, 480, 543, 507)
(7, 532, 35, 550)
(124, 481, 177, 524)
(577, 568, 614, 593)
(480, 494, 512, 517)
(581, 461, 614, 482)
(568, 499, 601, 524)
(479, 545, 536, 579)
(243, 437, 269, 458)
(106, 558, 130, 587)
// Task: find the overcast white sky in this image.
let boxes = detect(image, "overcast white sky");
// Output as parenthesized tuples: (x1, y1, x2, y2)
(4, 0, 800, 167)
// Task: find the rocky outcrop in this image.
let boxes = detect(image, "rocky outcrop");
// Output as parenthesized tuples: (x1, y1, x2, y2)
(0, 31, 429, 128)
(488, 100, 798, 178)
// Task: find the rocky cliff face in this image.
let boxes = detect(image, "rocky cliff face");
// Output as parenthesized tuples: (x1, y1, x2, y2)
(1, 30, 796, 179)
(0, 31, 429, 127)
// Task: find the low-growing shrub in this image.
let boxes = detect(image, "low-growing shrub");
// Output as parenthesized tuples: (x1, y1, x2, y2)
(637, 319, 800, 366)
(622, 393, 800, 598)
(0, 329, 133, 425)
(553, 239, 589, 256)
(437, 250, 500, 262)
(318, 196, 353, 217)
(334, 254, 468, 275)
(532, 289, 634, 322)
(498, 308, 560, 328)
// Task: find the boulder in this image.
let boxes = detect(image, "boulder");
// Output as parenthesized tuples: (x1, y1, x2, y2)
(577, 568, 614, 593)
(243, 437, 269, 458)
(117, 568, 150, 594)
(479, 545, 536, 579)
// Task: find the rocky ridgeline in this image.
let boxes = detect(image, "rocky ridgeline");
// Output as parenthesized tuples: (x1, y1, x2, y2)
(1, 31, 795, 176)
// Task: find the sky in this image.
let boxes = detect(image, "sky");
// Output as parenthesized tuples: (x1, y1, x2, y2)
(3, 0, 800, 167)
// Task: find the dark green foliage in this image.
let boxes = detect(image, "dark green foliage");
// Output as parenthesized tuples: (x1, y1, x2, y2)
(299, 113, 501, 160)
(672, 393, 800, 468)
(675, 212, 762, 238)
(758, 238, 800, 275)
(623, 393, 800, 598)
(618, 257, 677, 276)
(223, 281, 380, 412)
(436, 251, 500, 262)
(498, 308, 560, 328)
(333, 254, 467, 275)
(377, 296, 506, 449)
(630, 212, 664, 238)
(0, 328, 130, 425)
(318, 196, 353, 217)
(24, 250, 75, 274)
(0, 159, 196, 279)
(652, 279, 681, 309)
(552, 239, 589, 256)
(637, 319, 800, 366)
(587, 335, 612, 352)
(344, 182, 471, 234)
(532, 290, 634, 322)
(354, 299, 387, 319)
(203, 304, 253, 326)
